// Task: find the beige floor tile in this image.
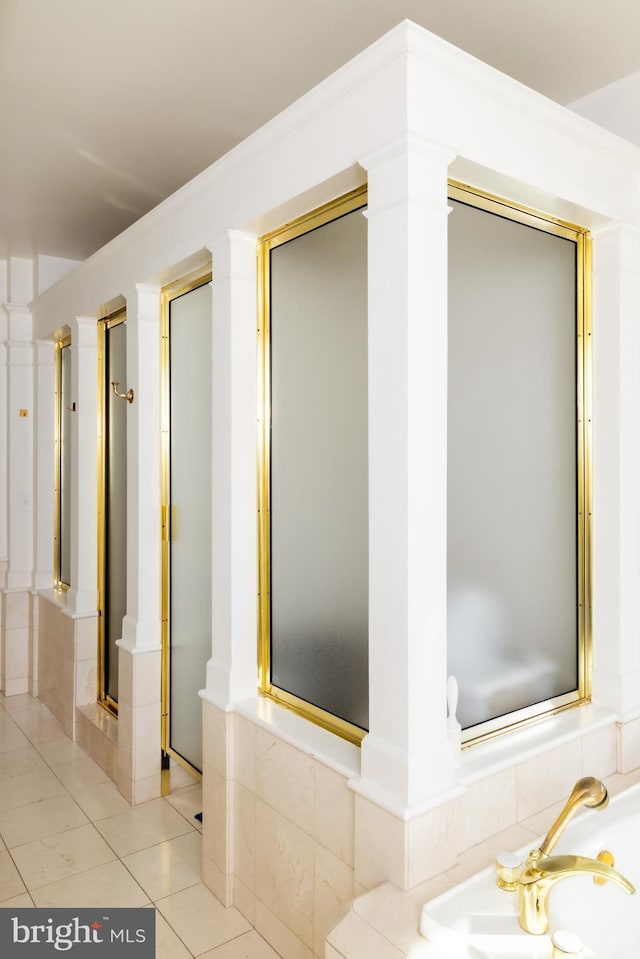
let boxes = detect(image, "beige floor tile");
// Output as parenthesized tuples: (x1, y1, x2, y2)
(9, 701, 59, 722)
(35, 737, 87, 767)
(0, 795, 89, 848)
(31, 860, 150, 908)
(1, 694, 39, 716)
(0, 766, 66, 813)
(122, 831, 202, 901)
(95, 799, 195, 857)
(11, 823, 116, 889)
(72, 780, 133, 821)
(0, 745, 46, 780)
(156, 884, 251, 957)
(154, 909, 192, 959)
(16, 716, 67, 745)
(166, 785, 203, 832)
(199, 930, 283, 959)
(1, 892, 35, 907)
(0, 724, 30, 754)
(0, 849, 27, 901)
(51, 757, 110, 793)
(0, 712, 21, 734)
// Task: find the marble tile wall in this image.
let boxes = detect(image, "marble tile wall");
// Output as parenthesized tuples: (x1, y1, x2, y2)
(617, 716, 640, 772)
(201, 706, 631, 959)
(2, 589, 31, 696)
(36, 595, 97, 741)
(201, 702, 359, 959)
(115, 647, 162, 806)
(76, 705, 118, 781)
(327, 719, 637, 959)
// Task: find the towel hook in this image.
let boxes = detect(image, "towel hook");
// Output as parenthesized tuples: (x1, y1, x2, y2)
(111, 381, 135, 404)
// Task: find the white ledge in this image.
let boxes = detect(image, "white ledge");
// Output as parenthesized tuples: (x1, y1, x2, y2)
(205, 693, 361, 781)
(459, 703, 617, 785)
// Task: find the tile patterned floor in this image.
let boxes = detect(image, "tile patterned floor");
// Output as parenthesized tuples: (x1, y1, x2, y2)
(0, 693, 281, 959)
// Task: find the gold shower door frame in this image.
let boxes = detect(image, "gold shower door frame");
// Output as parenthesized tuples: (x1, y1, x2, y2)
(97, 310, 127, 716)
(160, 267, 212, 788)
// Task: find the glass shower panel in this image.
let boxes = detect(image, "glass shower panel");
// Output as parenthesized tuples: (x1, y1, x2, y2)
(269, 207, 369, 730)
(447, 198, 578, 731)
(104, 320, 128, 706)
(169, 282, 212, 772)
(59, 342, 72, 586)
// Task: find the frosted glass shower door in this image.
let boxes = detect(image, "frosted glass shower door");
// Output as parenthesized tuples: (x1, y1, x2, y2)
(447, 187, 589, 740)
(101, 317, 128, 710)
(166, 281, 212, 774)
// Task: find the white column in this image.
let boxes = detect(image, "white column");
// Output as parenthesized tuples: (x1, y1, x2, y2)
(33, 340, 56, 590)
(204, 231, 258, 706)
(592, 224, 640, 716)
(119, 284, 161, 653)
(5, 305, 34, 590)
(66, 316, 99, 614)
(356, 136, 457, 814)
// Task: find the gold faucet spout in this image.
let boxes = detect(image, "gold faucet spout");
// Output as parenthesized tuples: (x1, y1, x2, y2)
(519, 852, 635, 934)
(538, 777, 608, 857)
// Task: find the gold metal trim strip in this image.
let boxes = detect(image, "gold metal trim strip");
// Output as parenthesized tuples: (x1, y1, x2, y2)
(257, 186, 368, 746)
(97, 309, 126, 716)
(163, 744, 203, 784)
(262, 685, 366, 746)
(159, 265, 212, 769)
(53, 336, 71, 591)
(448, 180, 590, 239)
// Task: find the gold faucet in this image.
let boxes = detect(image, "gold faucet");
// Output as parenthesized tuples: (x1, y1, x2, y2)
(538, 777, 608, 857)
(519, 850, 635, 934)
(518, 777, 635, 934)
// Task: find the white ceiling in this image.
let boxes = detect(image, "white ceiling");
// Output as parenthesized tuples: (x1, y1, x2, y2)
(2, 0, 639, 261)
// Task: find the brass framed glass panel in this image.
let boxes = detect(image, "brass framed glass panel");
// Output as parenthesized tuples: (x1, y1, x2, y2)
(258, 186, 369, 745)
(54, 336, 72, 590)
(447, 181, 592, 746)
(160, 269, 212, 779)
(98, 311, 128, 714)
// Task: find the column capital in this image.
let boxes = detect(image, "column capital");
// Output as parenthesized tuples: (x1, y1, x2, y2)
(592, 221, 640, 273)
(123, 283, 161, 321)
(71, 315, 98, 345)
(207, 230, 257, 283)
(359, 133, 456, 172)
